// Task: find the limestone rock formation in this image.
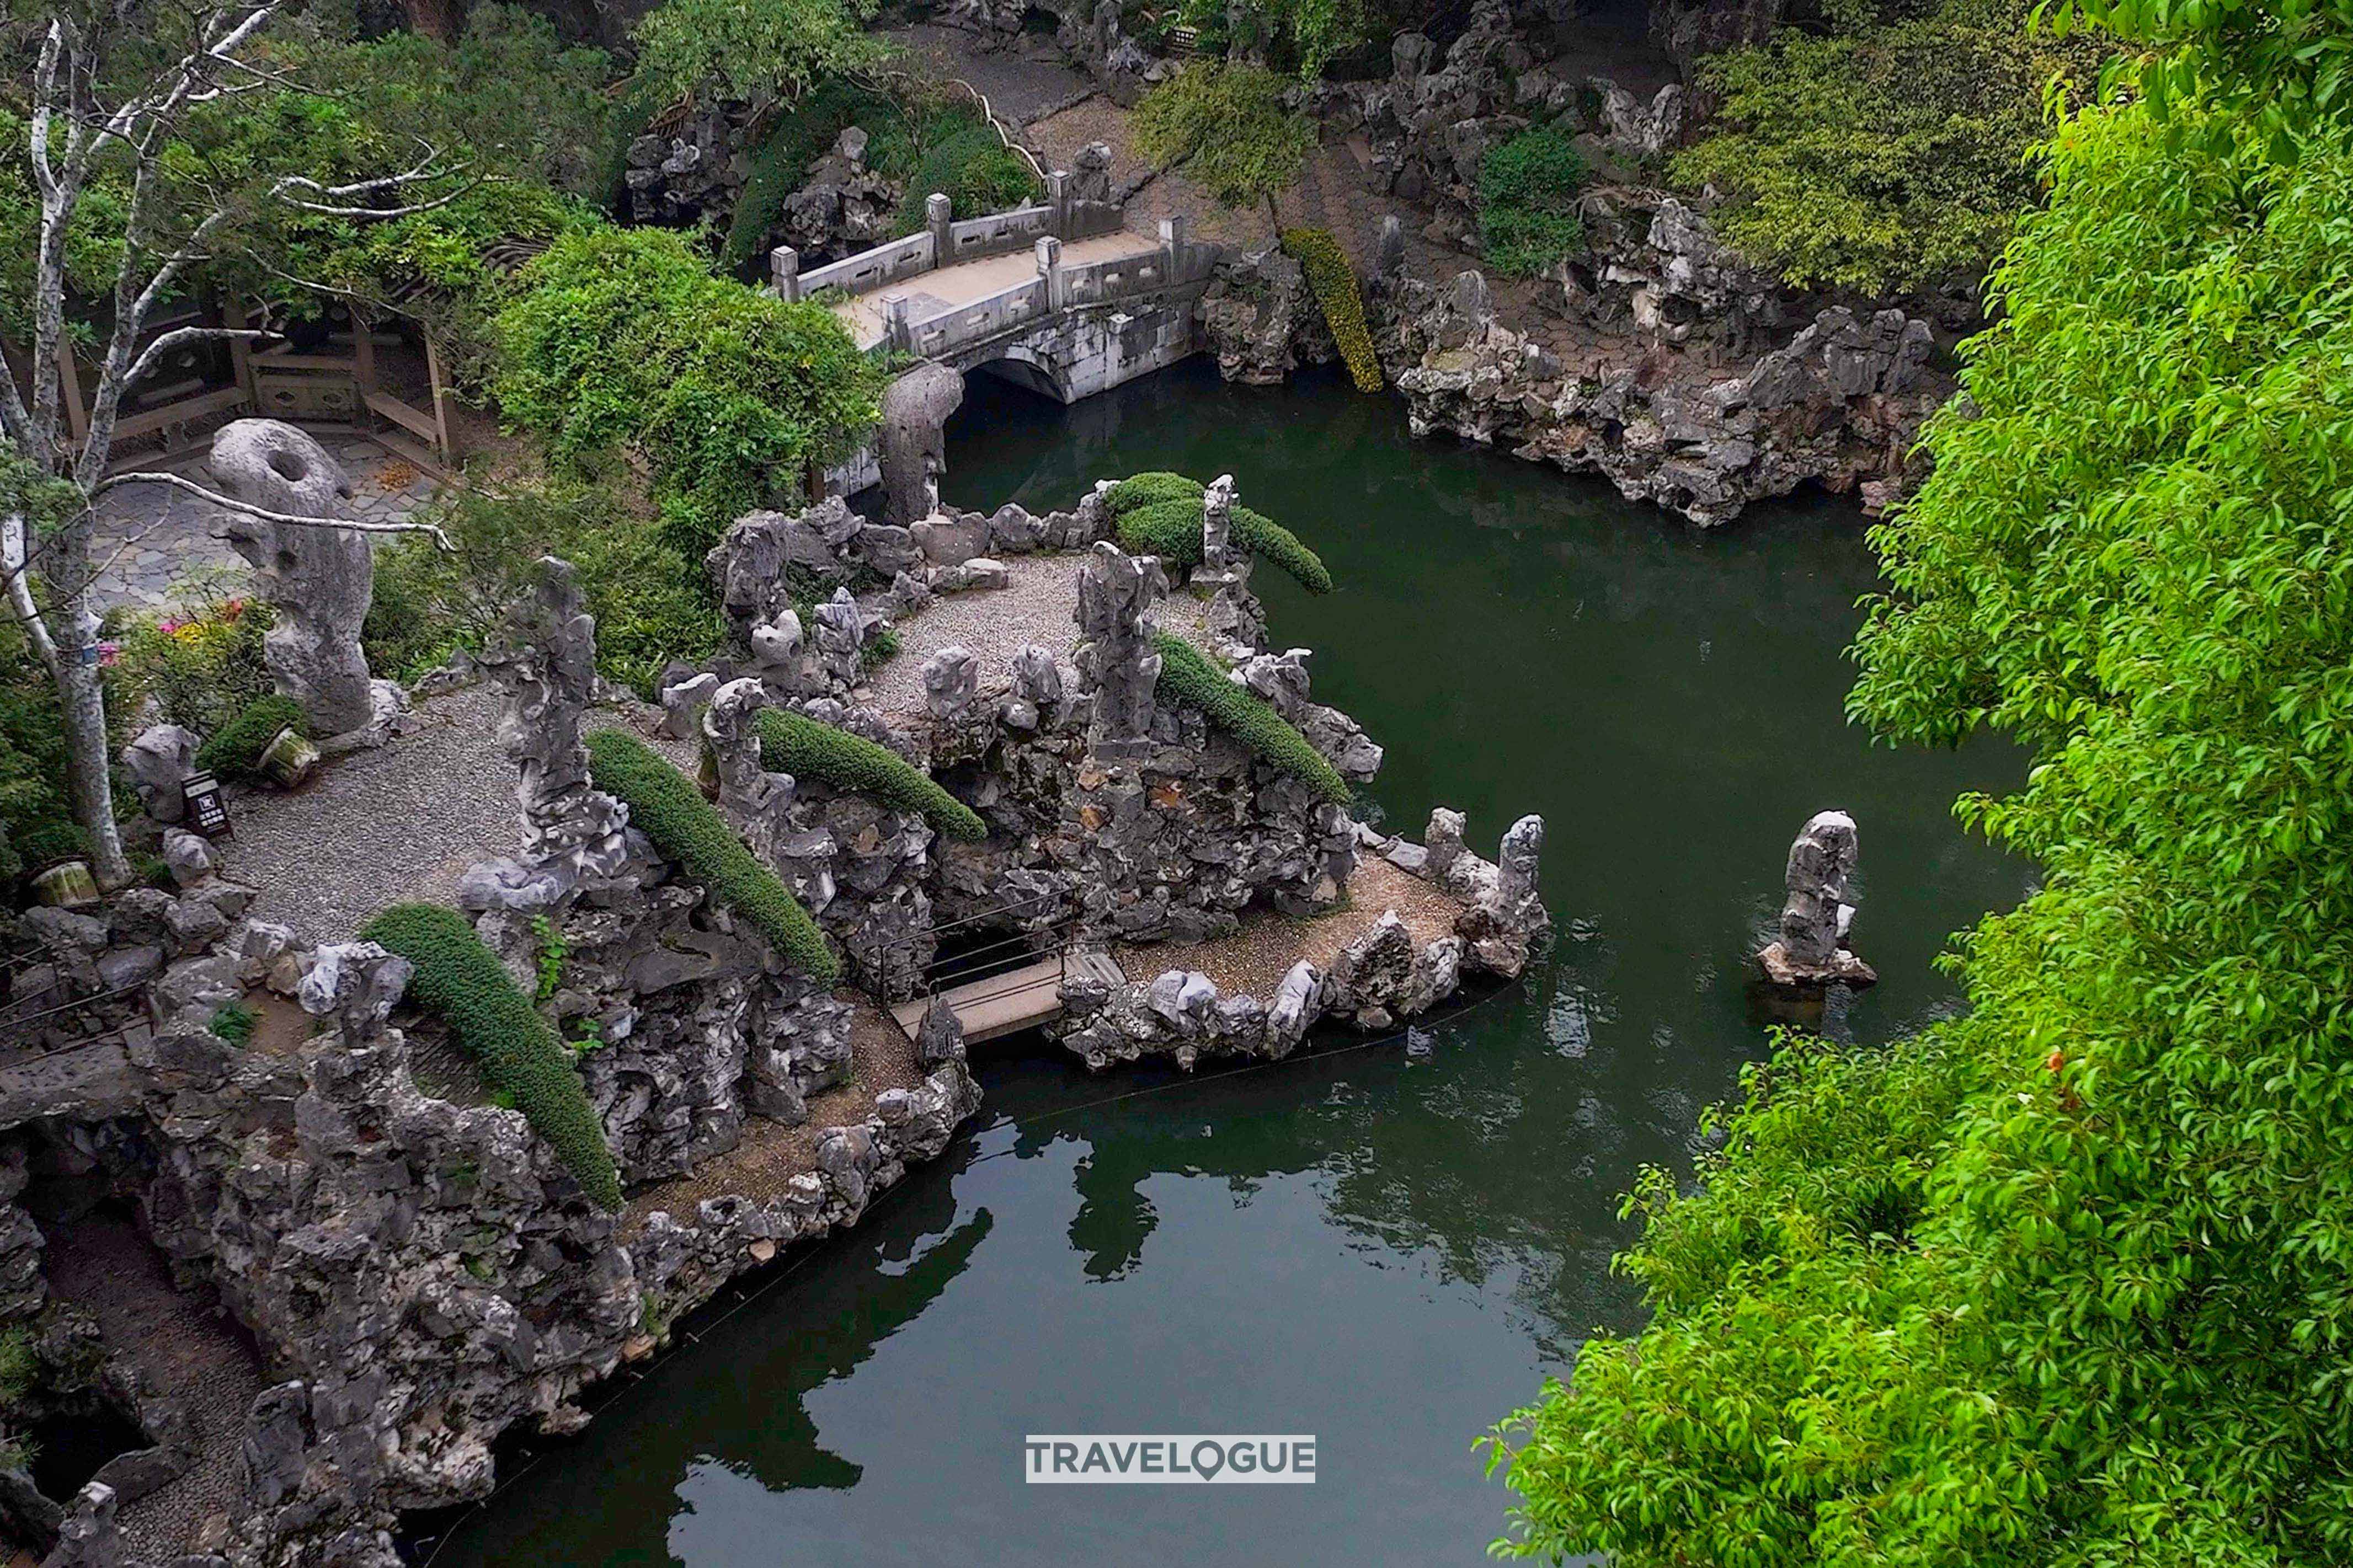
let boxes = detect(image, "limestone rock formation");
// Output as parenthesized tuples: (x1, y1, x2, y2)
(920, 645, 979, 719)
(1756, 809, 1876, 988)
(120, 724, 199, 824)
(1073, 543, 1166, 759)
(1199, 248, 1339, 385)
(461, 558, 634, 911)
(879, 363, 967, 527)
(209, 419, 376, 735)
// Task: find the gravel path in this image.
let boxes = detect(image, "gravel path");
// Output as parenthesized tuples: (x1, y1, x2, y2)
(859, 552, 1210, 718)
(45, 1214, 266, 1561)
(214, 681, 516, 943)
(1116, 858, 1466, 999)
(883, 24, 1092, 125)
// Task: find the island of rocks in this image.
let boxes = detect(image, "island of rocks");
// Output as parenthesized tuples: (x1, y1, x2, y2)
(0, 422, 1547, 1568)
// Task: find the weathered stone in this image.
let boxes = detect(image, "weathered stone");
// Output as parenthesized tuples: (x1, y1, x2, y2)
(1074, 543, 1166, 759)
(210, 420, 375, 734)
(919, 645, 979, 719)
(159, 828, 212, 888)
(121, 724, 200, 824)
(915, 997, 965, 1067)
(879, 363, 967, 526)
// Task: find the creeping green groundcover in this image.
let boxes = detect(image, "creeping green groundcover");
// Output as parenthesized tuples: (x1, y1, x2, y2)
(1153, 634, 1351, 805)
(1105, 472, 1334, 593)
(584, 727, 840, 983)
(361, 903, 623, 1209)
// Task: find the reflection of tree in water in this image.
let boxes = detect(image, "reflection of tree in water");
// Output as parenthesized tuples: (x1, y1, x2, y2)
(432, 1177, 994, 1563)
(1002, 958, 1692, 1359)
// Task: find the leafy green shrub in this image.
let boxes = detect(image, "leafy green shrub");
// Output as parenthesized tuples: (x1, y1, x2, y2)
(206, 1003, 257, 1045)
(1478, 128, 1589, 277)
(365, 480, 724, 699)
(361, 903, 623, 1209)
(1151, 634, 1349, 804)
(1279, 228, 1381, 392)
(1, 619, 76, 887)
(584, 728, 840, 982)
(106, 590, 273, 740)
(1106, 474, 1334, 593)
(195, 695, 307, 781)
(631, 0, 885, 110)
(753, 709, 985, 840)
(490, 224, 883, 560)
(1134, 63, 1314, 219)
(1667, 0, 2092, 295)
(892, 109, 1041, 234)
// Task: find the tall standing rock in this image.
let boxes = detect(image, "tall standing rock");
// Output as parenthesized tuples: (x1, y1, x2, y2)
(1756, 809, 1875, 989)
(878, 362, 966, 527)
(460, 558, 634, 910)
(1073, 542, 1166, 761)
(209, 419, 375, 735)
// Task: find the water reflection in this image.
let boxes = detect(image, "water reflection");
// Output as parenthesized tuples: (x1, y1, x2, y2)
(431, 361, 2027, 1568)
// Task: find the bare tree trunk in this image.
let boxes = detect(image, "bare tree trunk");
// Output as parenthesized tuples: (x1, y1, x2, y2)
(57, 632, 127, 886)
(403, 0, 462, 44)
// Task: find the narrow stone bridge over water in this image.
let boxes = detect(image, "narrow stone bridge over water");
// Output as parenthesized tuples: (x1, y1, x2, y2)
(773, 183, 1220, 406)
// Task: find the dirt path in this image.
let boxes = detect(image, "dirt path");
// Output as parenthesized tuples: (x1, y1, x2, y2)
(43, 1215, 266, 1561)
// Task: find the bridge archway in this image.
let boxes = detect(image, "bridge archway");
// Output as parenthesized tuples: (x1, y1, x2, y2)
(968, 347, 1070, 405)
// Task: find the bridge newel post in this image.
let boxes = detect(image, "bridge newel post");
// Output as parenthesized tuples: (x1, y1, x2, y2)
(1158, 215, 1187, 269)
(770, 243, 801, 302)
(1035, 235, 1064, 311)
(1047, 170, 1070, 236)
(880, 292, 912, 354)
(926, 192, 953, 265)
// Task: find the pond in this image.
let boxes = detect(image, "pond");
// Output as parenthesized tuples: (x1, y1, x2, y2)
(427, 361, 2027, 1567)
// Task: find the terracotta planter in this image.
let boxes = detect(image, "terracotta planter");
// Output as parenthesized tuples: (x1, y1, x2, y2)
(258, 726, 319, 789)
(31, 858, 100, 909)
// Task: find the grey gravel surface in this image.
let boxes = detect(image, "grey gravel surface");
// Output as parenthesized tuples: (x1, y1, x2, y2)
(214, 681, 517, 941)
(46, 1214, 266, 1561)
(858, 552, 1210, 716)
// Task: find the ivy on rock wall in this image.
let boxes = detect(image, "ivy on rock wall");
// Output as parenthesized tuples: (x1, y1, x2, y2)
(1105, 473, 1334, 593)
(1278, 228, 1381, 392)
(754, 709, 986, 841)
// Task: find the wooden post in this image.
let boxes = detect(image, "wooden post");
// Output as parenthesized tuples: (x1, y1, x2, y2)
(54, 340, 88, 445)
(423, 334, 452, 463)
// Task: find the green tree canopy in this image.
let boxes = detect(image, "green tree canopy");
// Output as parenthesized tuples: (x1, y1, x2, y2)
(1133, 62, 1314, 222)
(1486, 22, 2353, 1568)
(629, 0, 886, 109)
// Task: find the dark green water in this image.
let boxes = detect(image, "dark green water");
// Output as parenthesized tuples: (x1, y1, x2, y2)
(431, 361, 2026, 1567)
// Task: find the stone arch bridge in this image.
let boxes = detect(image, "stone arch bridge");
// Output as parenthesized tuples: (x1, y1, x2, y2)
(775, 185, 1222, 521)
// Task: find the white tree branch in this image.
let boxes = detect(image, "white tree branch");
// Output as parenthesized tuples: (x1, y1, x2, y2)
(1, 510, 62, 676)
(120, 324, 281, 392)
(90, 471, 453, 550)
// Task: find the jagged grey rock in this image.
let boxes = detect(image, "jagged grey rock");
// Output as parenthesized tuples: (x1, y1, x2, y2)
(209, 419, 375, 735)
(705, 678, 796, 863)
(879, 362, 967, 526)
(1755, 810, 1874, 989)
(474, 558, 633, 901)
(813, 589, 868, 687)
(1074, 543, 1166, 759)
(920, 645, 979, 719)
(121, 724, 200, 823)
(916, 997, 966, 1067)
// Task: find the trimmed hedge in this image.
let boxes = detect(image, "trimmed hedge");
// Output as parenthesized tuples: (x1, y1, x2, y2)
(361, 903, 623, 1210)
(195, 694, 307, 780)
(1152, 633, 1351, 805)
(584, 728, 840, 983)
(1279, 228, 1382, 393)
(754, 709, 985, 841)
(1104, 474, 1334, 595)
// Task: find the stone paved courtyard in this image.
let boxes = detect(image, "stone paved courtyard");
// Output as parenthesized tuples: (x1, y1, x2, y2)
(88, 432, 440, 614)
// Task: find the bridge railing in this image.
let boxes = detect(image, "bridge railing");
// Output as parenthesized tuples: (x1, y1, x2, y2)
(772, 172, 1146, 306)
(869, 218, 1220, 360)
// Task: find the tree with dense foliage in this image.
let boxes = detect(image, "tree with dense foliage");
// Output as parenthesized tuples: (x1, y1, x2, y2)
(488, 224, 882, 560)
(1669, 0, 2093, 297)
(1180, 0, 1366, 80)
(1133, 62, 1314, 227)
(630, 0, 885, 110)
(1483, 7, 2353, 1564)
